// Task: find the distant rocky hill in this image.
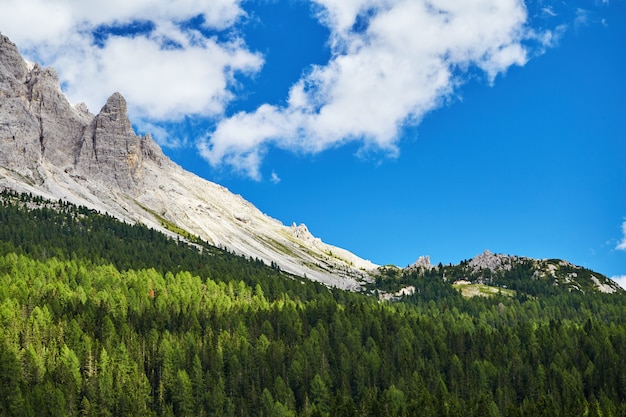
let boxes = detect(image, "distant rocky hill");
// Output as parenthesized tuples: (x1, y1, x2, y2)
(382, 250, 622, 296)
(0, 32, 377, 290)
(457, 249, 622, 294)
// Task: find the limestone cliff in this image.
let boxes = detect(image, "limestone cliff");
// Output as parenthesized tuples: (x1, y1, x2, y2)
(74, 92, 169, 195)
(0, 33, 167, 195)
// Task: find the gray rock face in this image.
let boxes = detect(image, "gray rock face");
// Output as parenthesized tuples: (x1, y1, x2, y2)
(26, 64, 91, 169)
(468, 249, 516, 273)
(0, 34, 28, 87)
(0, 32, 167, 195)
(75, 92, 168, 194)
(0, 34, 42, 178)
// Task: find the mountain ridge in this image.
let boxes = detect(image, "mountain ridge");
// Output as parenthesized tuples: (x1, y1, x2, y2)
(0, 32, 376, 290)
(0, 32, 621, 293)
(457, 249, 622, 294)
(374, 249, 622, 299)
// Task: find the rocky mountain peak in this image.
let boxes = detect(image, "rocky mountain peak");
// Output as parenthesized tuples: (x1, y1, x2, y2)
(468, 249, 516, 273)
(0, 32, 168, 195)
(0, 33, 379, 289)
(98, 92, 131, 128)
(0, 33, 28, 85)
(291, 223, 320, 243)
(408, 255, 432, 270)
(104, 91, 126, 108)
(72, 91, 172, 195)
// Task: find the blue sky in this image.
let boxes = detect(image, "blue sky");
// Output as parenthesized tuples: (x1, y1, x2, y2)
(1, 0, 624, 284)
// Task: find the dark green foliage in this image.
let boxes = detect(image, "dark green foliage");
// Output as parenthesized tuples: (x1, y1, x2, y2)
(0, 337, 24, 415)
(1, 190, 626, 416)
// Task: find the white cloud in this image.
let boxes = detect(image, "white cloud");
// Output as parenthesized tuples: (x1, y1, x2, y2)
(575, 8, 590, 27)
(541, 7, 557, 17)
(0, 0, 262, 121)
(1, 0, 564, 179)
(60, 30, 261, 120)
(0, 0, 244, 46)
(617, 221, 626, 250)
(270, 171, 281, 184)
(201, 0, 556, 178)
(611, 275, 626, 290)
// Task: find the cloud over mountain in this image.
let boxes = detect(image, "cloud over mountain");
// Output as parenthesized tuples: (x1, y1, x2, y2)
(0, 0, 568, 177)
(0, 0, 262, 131)
(200, 0, 556, 178)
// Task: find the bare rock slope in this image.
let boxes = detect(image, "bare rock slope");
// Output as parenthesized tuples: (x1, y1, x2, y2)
(0, 33, 376, 289)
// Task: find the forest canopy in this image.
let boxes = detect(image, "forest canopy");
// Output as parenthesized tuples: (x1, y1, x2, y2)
(1, 190, 625, 416)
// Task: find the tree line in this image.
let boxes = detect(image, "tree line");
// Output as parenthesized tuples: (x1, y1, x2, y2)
(1, 190, 626, 416)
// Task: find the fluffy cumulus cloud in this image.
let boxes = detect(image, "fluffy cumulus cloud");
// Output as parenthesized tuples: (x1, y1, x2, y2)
(199, 0, 551, 178)
(0, 0, 262, 125)
(0, 0, 561, 177)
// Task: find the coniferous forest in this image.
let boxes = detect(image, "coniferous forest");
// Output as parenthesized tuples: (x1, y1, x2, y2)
(1, 190, 626, 416)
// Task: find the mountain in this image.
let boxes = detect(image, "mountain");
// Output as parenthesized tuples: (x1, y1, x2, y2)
(4, 33, 626, 417)
(456, 249, 622, 294)
(374, 250, 622, 300)
(0, 33, 377, 290)
(0, 32, 621, 294)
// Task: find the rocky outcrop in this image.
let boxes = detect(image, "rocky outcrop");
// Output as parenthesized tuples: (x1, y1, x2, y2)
(468, 249, 516, 273)
(74, 92, 168, 194)
(0, 34, 43, 177)
(0, 33, 167, 195)
(457, 250, 623, 294)
(291, 223, 321, 244)
(410, 255, 432, 270)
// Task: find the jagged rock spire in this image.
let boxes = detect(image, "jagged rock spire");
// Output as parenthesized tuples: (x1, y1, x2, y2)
(0, 32, 28, 84)
(0, 32, 169, 195)
(96, 92, 134, 136)
(73, 91, 170, 195)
